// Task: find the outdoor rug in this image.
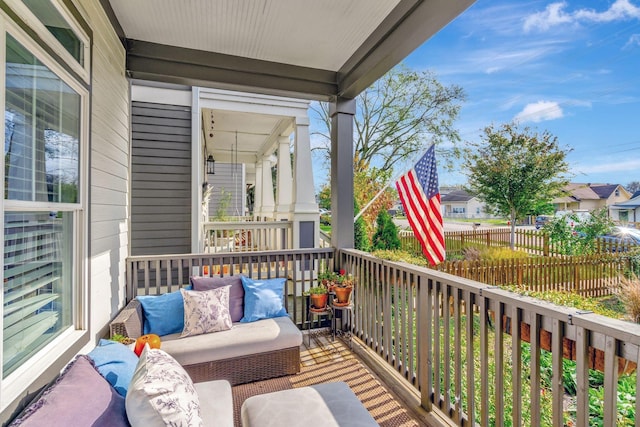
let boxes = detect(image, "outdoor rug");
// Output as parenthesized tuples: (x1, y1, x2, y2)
(231, 358, 419, 426)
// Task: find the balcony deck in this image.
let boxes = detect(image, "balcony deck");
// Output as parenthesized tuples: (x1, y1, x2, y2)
(230, 329, 428, 427)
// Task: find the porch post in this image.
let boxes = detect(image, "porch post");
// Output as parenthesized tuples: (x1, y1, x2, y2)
(260, 156, 276, 219)
(275, 136, 293, 220)
(290, 116, 318, 249)
(330, 98, 355, 250)
(254, 161, 264, 219)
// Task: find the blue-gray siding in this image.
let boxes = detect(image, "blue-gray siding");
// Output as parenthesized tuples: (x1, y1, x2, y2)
(131, 101, 192, 255)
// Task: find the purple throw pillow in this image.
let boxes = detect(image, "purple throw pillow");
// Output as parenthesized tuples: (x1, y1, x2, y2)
(190, 275, 245, 322)
(9, 355, 129, 427)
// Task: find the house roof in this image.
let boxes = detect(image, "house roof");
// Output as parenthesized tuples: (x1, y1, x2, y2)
(554, 183, 625, 203)
(441, 189, 475, 202)
(612, 194, 640, 209)
(103, 0, 475, 100)
(589, 184, 620, 199)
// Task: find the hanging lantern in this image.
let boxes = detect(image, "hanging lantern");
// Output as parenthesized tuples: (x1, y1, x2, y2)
(206, 154, 215, 175)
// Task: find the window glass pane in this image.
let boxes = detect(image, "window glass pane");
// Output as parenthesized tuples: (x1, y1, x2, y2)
(5, 34, 80, 203)
(21, 0, 84, 65)
(3, 211, 74, 377)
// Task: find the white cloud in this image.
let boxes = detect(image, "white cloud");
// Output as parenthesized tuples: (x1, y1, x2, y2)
(514, 101, 564, 123)
(574, 0, 640, 22)
(524, 0, 640, 32)
(574, 158, 640, 174)
(524, 2, 574, 32)
(624, 33, 640, 48)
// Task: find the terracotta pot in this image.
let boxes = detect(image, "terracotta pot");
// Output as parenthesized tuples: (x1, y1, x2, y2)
(310, 293, 328, 309)
(334, 286, 352, 304)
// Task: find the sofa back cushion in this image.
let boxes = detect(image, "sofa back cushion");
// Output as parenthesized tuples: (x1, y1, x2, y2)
(9, 355, 129, 427)
(180, 287, 232, 337)
(240, 276, 288, 323)
(137, 286, 191, 336)
(190, 275, 244, 322)
(87, 339, 139, 397)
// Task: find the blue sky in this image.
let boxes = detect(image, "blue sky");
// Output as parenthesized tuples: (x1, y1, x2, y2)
(312, 0, 640, 191)
(406, 0, 640, 187)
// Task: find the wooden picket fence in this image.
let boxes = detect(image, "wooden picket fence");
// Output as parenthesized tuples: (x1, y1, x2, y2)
(400, 228, 636, 257)
(433, 254, 629, 297)
(398, 229, 635, 297)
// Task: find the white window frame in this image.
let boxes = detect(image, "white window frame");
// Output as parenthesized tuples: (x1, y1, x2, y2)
(3, 0, 90, 82)
(0, 12, 88, 411)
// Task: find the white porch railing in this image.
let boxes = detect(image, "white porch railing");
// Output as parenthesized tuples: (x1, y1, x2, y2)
(203, 220, 293, 253)
(341, 248, 640, 426)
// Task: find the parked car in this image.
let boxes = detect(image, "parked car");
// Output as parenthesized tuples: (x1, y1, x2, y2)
(598, 226, 640, 251)
(535, 215, 553, 229)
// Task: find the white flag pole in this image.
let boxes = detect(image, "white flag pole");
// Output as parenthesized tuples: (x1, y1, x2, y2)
(354, 182, 392, 222)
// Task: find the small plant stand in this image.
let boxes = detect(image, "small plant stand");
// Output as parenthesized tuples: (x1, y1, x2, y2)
(331, 301, 354, 349)
(305, 305, 332, 346)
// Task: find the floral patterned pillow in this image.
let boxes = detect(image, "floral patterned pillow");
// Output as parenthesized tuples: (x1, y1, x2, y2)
(180, 287, 232, 337)
(126, 345, 203, 426)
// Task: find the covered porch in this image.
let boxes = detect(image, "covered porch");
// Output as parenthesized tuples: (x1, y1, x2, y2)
(127, 247, 640, 426)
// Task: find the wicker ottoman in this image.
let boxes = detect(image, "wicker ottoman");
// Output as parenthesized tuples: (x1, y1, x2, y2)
(241, 381, 378, 427)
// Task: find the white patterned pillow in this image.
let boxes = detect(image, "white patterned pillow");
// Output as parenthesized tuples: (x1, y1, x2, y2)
(126, 345, 203, 426)
(180, 287, 232, 337)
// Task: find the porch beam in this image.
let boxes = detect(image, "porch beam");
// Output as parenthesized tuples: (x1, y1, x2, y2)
(126, 40, 338, 101)
(338, 0, 475, 98)
(330, 98, 355, 250)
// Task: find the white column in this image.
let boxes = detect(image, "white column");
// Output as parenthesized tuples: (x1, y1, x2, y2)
(290, 117, 319, 249)
(291, 117, 317, 212)
(254, 161, 263, 219)
(275, 136, 293, 220)
(260, 156, 276, 219)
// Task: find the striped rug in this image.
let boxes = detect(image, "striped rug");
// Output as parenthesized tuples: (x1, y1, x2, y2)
(231, 358, 419, 426)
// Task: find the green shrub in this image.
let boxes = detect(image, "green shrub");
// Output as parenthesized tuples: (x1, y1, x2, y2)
(372, 210, 400, 250)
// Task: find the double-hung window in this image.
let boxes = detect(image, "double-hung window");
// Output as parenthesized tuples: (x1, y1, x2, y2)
(1, 0, 88, 394)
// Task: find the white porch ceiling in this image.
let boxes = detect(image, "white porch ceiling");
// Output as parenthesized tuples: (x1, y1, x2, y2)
(103, 0, 475, 100)
(203, 108, 289, 164)
(109, 0, 399, 72)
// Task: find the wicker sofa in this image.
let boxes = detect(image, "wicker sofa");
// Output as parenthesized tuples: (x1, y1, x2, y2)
(109, 277, 302, 385)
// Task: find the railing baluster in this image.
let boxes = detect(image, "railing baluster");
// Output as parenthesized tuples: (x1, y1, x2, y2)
(530, 312, 541, 427)
(511, 305, 522, 427)
(551, 318, 564, 426)
(576, 326, 589, 427)
(603, 336, 618, 427)
(494, 301, 504, 427)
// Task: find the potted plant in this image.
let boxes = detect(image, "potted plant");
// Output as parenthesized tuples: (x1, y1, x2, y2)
(308, 286, 329, 310)
(318, 270, 337, 289)
(333, 272, 354, 305)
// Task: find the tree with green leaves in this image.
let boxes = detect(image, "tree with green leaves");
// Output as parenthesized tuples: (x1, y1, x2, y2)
(311, 63, 465, 175)
(463, 123, 571, 249)
(354, 198, 370, 252)
(372, 210, 400, 251)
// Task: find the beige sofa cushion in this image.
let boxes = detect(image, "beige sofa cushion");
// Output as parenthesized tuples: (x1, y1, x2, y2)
(161, 316, 302, 367)
(195, 380, 234, 427)
(241, 381, 378, 427)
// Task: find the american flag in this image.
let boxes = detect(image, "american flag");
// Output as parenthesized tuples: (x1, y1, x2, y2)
(395, 145, 445, 265)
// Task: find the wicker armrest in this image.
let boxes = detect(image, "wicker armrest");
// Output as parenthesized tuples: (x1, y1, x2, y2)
(109, 299, 143, 339)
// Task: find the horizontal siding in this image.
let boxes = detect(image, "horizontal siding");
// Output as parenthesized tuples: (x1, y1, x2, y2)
(131, 101, 192, 255)
(207, 163, 245, 218)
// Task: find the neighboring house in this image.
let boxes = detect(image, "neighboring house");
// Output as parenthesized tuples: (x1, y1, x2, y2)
(552, 183, 631, 219)
(0, 0, 473, 422)
(440, 189, 489, 219)
(611, 194, 640, 223)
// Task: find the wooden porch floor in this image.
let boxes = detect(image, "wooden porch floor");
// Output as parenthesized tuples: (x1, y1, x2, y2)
(230, 328, 434, 427)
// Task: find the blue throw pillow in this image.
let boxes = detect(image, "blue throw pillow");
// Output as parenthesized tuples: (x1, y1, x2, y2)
(240, 277, 288, 323)
(87, 339, 138, 397)
(138, 286, 191, 336)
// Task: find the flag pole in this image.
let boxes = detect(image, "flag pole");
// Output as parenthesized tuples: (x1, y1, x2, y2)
(354, 182, 391, 222)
